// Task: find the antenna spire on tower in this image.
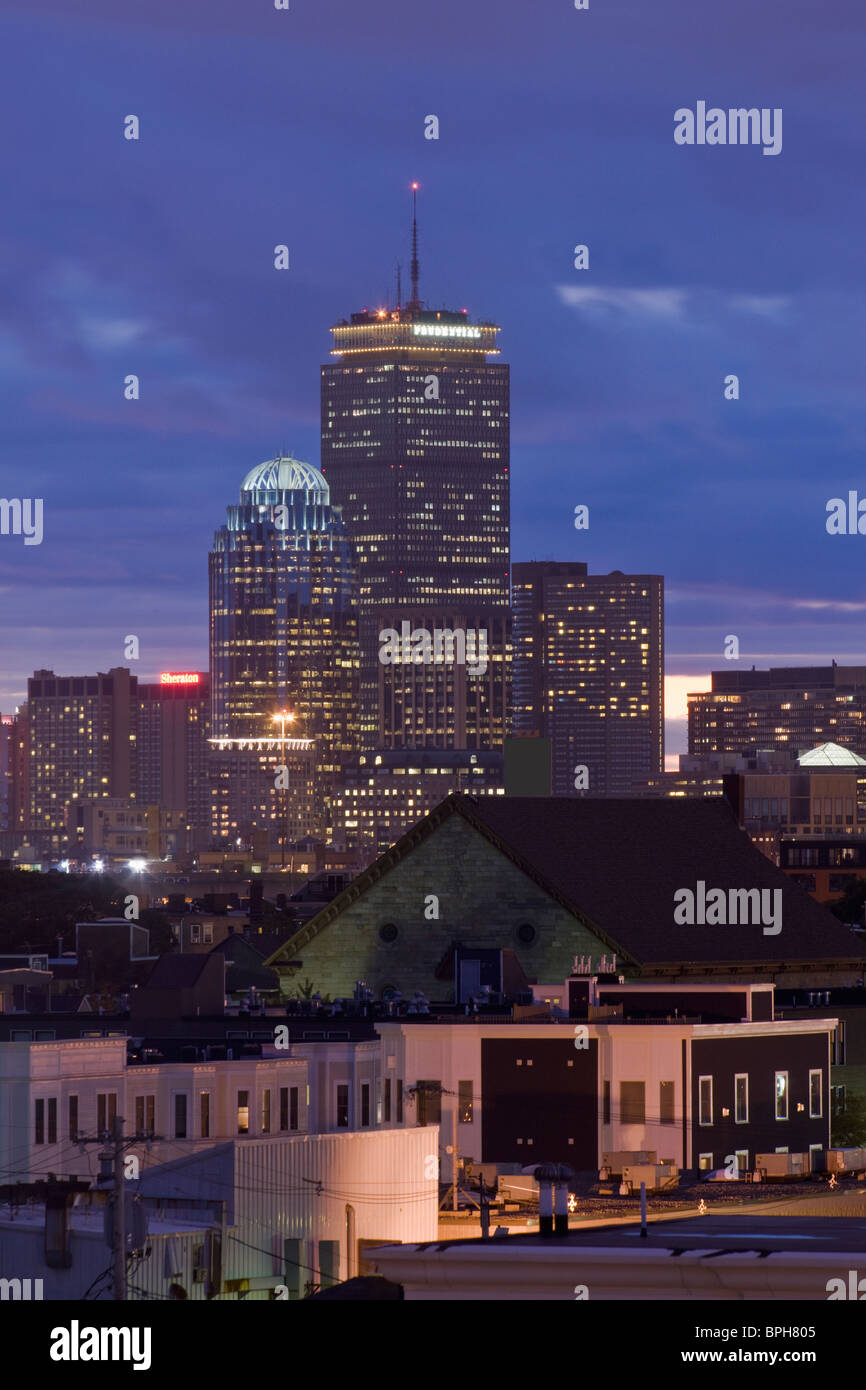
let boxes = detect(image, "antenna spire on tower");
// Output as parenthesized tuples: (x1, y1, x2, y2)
(396, 262, 402, 311)
(409, 182, 420, 309)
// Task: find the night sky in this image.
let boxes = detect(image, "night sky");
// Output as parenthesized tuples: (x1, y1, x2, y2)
(0, 0, 863, 760)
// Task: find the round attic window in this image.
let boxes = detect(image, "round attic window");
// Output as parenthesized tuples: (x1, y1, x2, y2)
(379, 922, 398, 944)
(516, 923, 536, 945)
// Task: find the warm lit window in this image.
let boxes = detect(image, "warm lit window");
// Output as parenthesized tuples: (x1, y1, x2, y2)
(459, 1080, 474, 1123)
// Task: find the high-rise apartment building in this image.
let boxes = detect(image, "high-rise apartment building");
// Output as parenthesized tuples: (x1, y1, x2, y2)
(0, 714, 13, 836)
(320, 202, 510, 748)
(689, 665, 866, 757)
(209, 454, 359, 845)
(22, 667, 138, 849)
(511, 561, 664, 795)
(14, 669, 211, 858)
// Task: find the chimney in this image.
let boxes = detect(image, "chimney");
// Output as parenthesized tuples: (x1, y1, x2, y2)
(530, 1163, 575, 1238)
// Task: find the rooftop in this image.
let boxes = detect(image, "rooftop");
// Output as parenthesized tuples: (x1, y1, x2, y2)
(797, 741, 866, 767)
(240, 453, 328, 499)
(409, 1214, 866, 1255)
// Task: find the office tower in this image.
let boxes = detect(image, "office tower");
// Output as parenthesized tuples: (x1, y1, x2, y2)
(320, 193, 510, 748)
(137, 672, 211, 847)
(22, 667, 138, 850)
(332, 748, 504, 862)
(208, 735, 319, 854)
(209, 453, 359, 845)
(511, 561, 664, 796)
(377, 608, 510, 751)
(689, 665, 866, 757)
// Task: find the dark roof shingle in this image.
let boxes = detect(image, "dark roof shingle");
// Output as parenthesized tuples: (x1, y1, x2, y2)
(461, 796, 862, 966)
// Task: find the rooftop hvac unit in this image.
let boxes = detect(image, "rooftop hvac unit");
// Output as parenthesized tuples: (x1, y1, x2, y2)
(620, 1163, 679, 1194)
(497, 1174, 539, 1205)
(823, 1148, 866, 1175)
(599, 1150, 657, 1179)
(752, 1152, 811, 1181)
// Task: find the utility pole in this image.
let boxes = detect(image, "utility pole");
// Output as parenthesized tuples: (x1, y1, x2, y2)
(113, 1114, 126, 1301)
(479, 1175, 490, 1238)
(452, 1101, 459, 1212)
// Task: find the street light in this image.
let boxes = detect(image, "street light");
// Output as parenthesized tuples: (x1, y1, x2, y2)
(272, 711, 295, 870)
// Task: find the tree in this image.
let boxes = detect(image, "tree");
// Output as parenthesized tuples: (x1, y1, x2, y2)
(831, 1091, 866, 1148)
(829, 879, 866, 926)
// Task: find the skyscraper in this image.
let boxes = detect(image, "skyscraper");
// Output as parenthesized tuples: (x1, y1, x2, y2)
(689, 665, 866, 757)
(14, 668, 212, 859)
(0, 714, 13, 835)
(512, 561, 664, 795)
(209, 453, 359, 845)
(137, 672, 211, 847)
(320, 192, 510, 749)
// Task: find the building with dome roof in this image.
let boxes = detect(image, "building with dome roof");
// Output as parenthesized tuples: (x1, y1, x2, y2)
(208, 453, 359, 849)
(239, 456, 331, 501)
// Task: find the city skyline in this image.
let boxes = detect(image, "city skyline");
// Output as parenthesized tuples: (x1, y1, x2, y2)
(2, 0, 866, 1327)
(1, 0, 864, 770)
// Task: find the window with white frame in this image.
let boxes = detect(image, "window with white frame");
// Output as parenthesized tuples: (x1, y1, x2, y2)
(775, 1071, 788, 1121)
(734, 1074, 749, 1124)
(336, 1083, 349, 1128)
(698, 1076, 713, 1126)
(809, 1069, 823, 1118)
